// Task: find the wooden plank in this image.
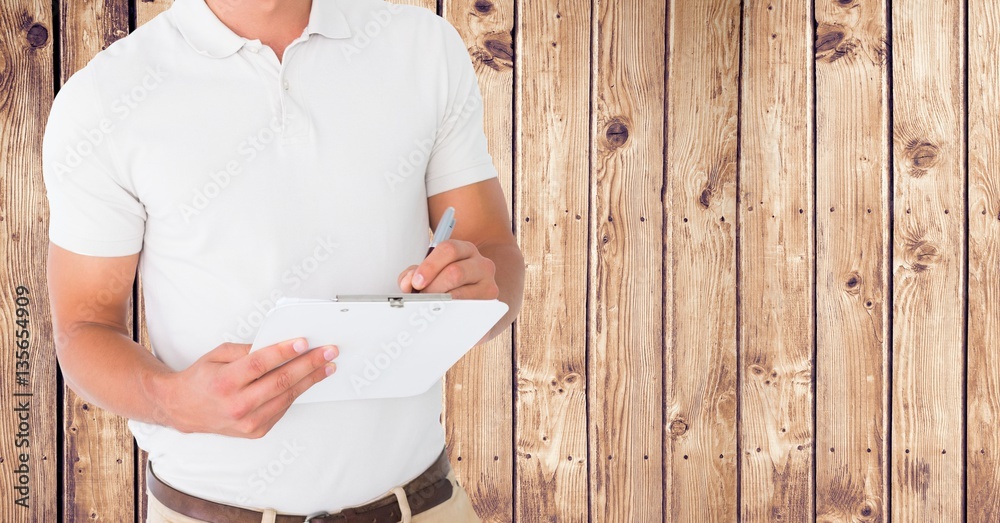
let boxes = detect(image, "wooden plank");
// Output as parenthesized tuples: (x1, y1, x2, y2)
(587, 0, 663, 521)
(967, 1, 1000, 521)
(513, 0, 590, 520)
(134, 0, 171, 25)
(664, 0, 740, 521)
(0, 1, 58, 521)
(814, 0, 890, 521)
(56, 1, 136, 521)
(439, 0, 514, 521)
(738, 0, 814, 521)
(890, 0, 965, 520)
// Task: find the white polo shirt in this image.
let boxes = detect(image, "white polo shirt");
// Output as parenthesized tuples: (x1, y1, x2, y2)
(42, 0, 497, 513)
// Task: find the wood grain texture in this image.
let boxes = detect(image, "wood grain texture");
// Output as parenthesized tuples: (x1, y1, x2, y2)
(890, 0, 965, 520)
(588, 0, 664, 521)
(440, 0, 515, 521)
(57, 2, 137, 522)
(738, 0, 815, 521)
(134, 0, 172, 25)
(814, 0, 890, 521)
(11, 0, 1000, 519)
(0, 1, 57, 522)
(664, 0, 741, 521)
(967, 1, 1000, 521)
(513, 0, 590, 521)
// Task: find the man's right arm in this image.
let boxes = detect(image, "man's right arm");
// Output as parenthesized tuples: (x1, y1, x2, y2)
(48, 242, 339, 438)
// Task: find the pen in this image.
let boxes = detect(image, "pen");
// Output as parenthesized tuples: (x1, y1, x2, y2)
(426, 206, 456, 257)
(413, 207, 456, 294)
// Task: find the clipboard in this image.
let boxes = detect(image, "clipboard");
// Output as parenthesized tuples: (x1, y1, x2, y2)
(249, 294, 508, 403)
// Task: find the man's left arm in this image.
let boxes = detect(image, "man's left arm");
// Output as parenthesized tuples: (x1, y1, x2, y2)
(397, 178, 524, 343)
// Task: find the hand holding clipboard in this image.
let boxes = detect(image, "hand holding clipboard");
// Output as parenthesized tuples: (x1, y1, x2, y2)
(250, 295, 507, 403)
(250, 207, 508, 403)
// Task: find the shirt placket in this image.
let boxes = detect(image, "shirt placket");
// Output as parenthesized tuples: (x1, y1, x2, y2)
(242, 36, 311, 145)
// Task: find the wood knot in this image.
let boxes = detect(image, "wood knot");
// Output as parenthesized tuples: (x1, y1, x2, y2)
(844, 272, 862, 294)
(904, 238, 940, 273)
(699, 188, 713, 208)
(904, 139, 940, 177)
(669, 419, 688, 437)
(749, 364, 767, 376)
(857, 501, 877, 520)
(815, 23, 857, 62)
(604, 118, 629, 148)
(836, 0, 857, 6)
(473, 0, 493, 14)
(475, 32, 513, 71)
(27, 23, 49, 48)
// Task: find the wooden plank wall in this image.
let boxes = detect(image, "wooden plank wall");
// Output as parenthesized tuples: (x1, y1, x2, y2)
(739, 1, 815, 520)
(815, 0, 889, 522)
(1, 0, 999, 521)
(665, 0, 740, 520)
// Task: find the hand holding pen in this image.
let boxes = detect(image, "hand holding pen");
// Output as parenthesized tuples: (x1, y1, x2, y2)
(397, 206, 500, 299)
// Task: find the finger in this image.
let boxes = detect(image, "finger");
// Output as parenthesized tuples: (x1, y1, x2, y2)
(226, 337, 311, 383)
(420, 257, 494, 295)
(242, 363, 334, 437)
(397, 265, 418, 288)
(412, 240, 476, 291)
(399, 268, 416, 292)
(243, 344, 338, 406)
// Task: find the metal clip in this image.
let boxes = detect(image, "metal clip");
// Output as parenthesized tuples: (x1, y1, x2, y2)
(388, 297, 404, 308)
(303, 511, 330, 522)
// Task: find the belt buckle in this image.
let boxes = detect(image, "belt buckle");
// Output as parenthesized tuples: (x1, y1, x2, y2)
(303, 511, 330, 522)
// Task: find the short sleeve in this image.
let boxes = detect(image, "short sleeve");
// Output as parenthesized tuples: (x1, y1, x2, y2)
(424, 19, 499, 197)
(42, 67, 146, 256)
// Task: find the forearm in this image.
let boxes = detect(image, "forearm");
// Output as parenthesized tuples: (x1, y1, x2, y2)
(478, 241, 525, 342)
(56, 322, 172, 425)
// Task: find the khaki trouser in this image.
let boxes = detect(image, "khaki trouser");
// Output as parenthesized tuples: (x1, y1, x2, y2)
(146, 469, 482, 523)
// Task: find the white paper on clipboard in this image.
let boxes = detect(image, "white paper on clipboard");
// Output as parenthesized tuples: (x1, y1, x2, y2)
(249, 294, 508, 403)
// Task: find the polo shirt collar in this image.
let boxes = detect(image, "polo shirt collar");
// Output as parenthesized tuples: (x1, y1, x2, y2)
(170, 0, 352, 59)
(306, 1, 352, 40)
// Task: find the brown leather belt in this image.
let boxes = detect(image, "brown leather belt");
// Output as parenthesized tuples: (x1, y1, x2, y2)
(147, 449, 453, 522)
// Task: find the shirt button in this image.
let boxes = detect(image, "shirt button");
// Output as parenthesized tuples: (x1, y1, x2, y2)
(283, 80, 290, 90)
